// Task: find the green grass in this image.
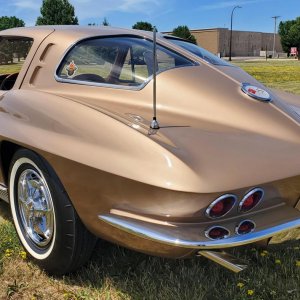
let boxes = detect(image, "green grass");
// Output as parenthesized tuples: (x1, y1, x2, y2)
(0, 220, 20, 263)
(0, 60, 300, 299)
(0, 62, 25, 75)
(233, 60, 300, 95)
(0, 210, 299, 299)
(0, 195, 299, 299)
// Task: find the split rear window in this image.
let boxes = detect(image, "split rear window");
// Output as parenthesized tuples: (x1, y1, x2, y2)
(0, 37, 33, 75)
(0, 36, 33, 90)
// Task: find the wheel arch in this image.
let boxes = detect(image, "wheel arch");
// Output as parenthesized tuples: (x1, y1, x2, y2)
(0, 140, 21, 185)
(0, 141, 63, 191)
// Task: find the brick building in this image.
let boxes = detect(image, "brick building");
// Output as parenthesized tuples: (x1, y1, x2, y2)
(164, 28, 283, 57)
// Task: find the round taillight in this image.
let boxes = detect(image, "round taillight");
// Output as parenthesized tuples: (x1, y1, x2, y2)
(206, 194, 237, 219)
(205, 226, 230, 240)
(239, 188, 264, 212)
(236, 220, 256, 235)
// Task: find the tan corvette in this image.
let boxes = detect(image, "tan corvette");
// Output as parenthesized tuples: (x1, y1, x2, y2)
(0, 26, 299, 275)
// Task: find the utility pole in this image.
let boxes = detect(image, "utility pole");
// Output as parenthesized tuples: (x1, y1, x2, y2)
(272, 16, 280, 58)
(229, 6, 242, 61)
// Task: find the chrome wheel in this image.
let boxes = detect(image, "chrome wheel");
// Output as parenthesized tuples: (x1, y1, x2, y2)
(17, 169, 54, 248)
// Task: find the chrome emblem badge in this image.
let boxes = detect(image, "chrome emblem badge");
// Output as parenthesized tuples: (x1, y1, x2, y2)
(241, 83, 272, 102)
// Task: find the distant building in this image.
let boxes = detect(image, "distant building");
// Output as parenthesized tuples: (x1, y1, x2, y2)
(164, 28, 283, 57)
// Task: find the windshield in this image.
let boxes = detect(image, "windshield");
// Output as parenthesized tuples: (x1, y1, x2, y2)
(165, 37, 233, 67)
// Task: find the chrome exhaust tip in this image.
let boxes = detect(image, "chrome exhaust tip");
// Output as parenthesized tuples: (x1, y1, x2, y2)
(197, 250, 248, 273)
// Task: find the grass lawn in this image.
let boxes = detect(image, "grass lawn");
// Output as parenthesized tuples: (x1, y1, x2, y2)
(0, 60, 300, 300)
(233, 59, 300, 95)
(0, 209, 299, 300)
(0, 62, 25, 75)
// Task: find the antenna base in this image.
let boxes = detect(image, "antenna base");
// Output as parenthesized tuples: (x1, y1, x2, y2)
(150, 118, 160, 129)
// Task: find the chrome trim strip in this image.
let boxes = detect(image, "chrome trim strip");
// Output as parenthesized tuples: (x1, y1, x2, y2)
(110, 209, 176, 227)
(198, 250, 248, 273)
(54, 73, 150, 91)
(98, 213, 300, 249)
(204, 225, 230, 240)
(239, 188, 264, 212)
(235, 220, 256, 235)
(0, 184, 9, 203)
(205, 194, 237, 219)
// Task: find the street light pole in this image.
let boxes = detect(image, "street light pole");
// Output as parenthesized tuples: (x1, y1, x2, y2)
(272, 16, 280, 58)
(229, 5, 241, 61)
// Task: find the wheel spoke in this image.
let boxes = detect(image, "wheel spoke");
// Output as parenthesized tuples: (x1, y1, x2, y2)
(26, 177, 33, 198)
(18, 178, 28, 203)
(20, 202, 33, 229)
(29, 179, 42, 198)
(32, 208, 52, 217)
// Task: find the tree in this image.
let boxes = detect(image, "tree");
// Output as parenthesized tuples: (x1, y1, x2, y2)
(279, 17, 300, 59)
(102, 18, 110, 26)
(0, 16, 25, 31)
(172, 25, 197, 44)
(36, 0, 78, 25)
(289, 20, 300, 59)
(279, 19, 296, 53)
(132, 21, 154, 31)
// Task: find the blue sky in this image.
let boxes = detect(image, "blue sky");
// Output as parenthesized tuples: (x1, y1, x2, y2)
(0, 0, 299, 33)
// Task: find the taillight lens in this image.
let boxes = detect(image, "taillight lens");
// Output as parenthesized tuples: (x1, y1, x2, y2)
(205, 226, 230, 240)
(239, 188, 264, 212)
(236, 220, 256, 235)
(206, 194, 237, 219)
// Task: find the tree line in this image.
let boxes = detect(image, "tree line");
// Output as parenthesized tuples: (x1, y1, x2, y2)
(0, 0, 299, 58)
(0, 0, 198, 44)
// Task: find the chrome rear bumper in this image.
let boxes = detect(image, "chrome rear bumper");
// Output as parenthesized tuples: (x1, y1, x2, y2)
(99, 204, 300, 249)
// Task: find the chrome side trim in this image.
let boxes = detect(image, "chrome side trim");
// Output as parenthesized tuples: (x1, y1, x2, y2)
(0, 184, 9, 203)
(98, 213, 300, 249)
(54, 74, 148, 91)
(197, 250, 248, 273)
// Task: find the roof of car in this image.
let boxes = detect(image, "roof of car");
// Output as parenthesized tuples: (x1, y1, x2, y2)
(0, 25, 154, 39)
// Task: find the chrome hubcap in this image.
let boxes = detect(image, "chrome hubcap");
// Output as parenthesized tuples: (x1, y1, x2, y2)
(17, 169, 54, 247)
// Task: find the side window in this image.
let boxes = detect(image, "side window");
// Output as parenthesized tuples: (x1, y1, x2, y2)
(57, 37, 195, 88)
(0, 37, 33, 90)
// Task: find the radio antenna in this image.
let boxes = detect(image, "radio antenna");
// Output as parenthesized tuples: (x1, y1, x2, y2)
(150, 26, 160, 130)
